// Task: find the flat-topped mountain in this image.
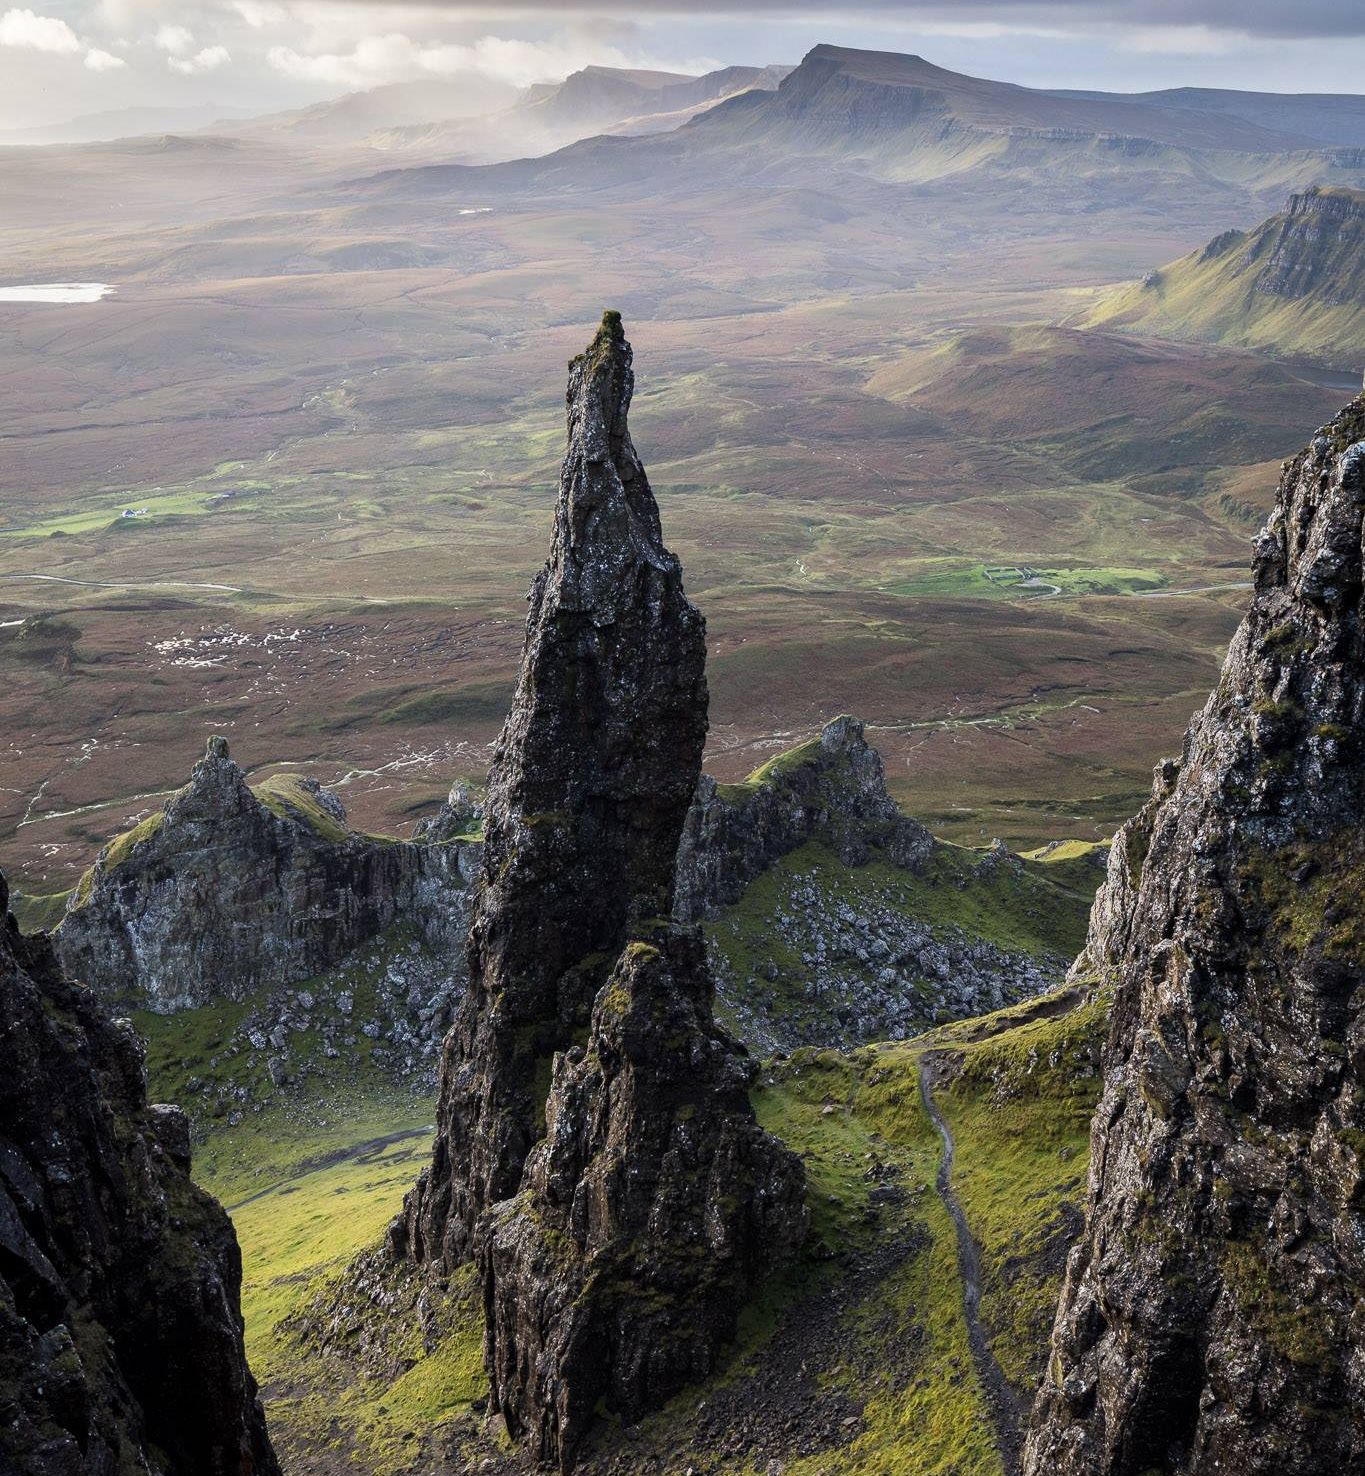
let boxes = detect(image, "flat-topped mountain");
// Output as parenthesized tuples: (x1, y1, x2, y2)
(1051, 84, 1365, 149)
(764, 45, 1304, 151)
(354, 43, 1365, 206)
(1084, 185, 1365, 363)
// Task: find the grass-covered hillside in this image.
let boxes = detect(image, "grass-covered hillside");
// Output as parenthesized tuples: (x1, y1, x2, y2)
(1081, 186, 1365, 364)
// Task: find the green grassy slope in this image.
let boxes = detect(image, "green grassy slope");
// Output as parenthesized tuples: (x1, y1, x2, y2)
(1081, 187, 1365, 363)
(136, 969, 1107, 1475)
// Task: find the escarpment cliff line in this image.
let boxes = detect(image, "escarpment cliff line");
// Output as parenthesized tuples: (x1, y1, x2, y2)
(1025, 398, 1365, 1475)
(396, 311, 806, 1470)
(0, 866, 279, 1476)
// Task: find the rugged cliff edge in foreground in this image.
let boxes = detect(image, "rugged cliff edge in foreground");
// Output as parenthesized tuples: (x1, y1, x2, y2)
(397, 312, 806, 1469)
(0, 868, 278, 1476)
(1025, 399, 1365, 1474)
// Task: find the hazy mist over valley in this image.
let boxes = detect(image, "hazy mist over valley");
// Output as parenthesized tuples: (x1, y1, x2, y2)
(2, 5, 1364, 1475)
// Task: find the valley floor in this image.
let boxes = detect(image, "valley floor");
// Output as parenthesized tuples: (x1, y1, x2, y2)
(168, 984, 1106, 1476)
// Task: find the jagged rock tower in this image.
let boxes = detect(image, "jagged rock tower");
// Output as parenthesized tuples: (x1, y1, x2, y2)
(397, 312, 806, 1467)
(0, 868, 279, 1476)
(1024, 400, 1365, 1474)
(56, 734, 474, 1010)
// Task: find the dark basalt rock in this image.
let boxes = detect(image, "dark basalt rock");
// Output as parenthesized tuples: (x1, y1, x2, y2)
(1024, 397, 1365, 1476)
(481, 926, 806, 1469)
(673, 713, 934, 923)
(398, 310, 711, 1271)
(396, 312, 806, 1468)
(55, 735, 476, 1011)
(0, 868, 278, 1476)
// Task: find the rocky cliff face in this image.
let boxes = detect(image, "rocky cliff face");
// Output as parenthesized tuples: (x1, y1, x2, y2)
(396, 309, 713, 1271)
(396, 312, 805, 1469)
(674, 714, 933, 922)
(55, 735, 477, 1011)
(1025, 398, 1365, 1475)
(0, 868, 278, 1476)
(1252, 185, 1365, 302)
(482, 926, 806, 1468)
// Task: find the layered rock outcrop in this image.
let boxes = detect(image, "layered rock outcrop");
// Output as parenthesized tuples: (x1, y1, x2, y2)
(673, 713, 934, 922)
(0, 868, 278, 1476)
(1025, 398, 1365, 1475)
(1252, 184, 1365, 302)
(396, 312, 805, 1469)
(55, 736, 477, 1011)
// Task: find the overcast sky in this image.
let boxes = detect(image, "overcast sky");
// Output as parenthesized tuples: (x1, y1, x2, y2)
(4, 0, 1365, 131)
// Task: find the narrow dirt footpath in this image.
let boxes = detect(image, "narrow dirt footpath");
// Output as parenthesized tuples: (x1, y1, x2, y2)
(919, 1059, 1022, 1476)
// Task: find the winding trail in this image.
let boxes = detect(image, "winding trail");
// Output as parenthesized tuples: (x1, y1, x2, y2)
(919, 1058, 1023, 1476)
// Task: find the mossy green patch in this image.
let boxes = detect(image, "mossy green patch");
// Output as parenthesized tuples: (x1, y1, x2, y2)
(252, 772, 352, 844)
(935, 990, 1108, 1394)
(104, 810, 165, 870)
(1220, 1240, 1337, 1372)
(9, 887, 72, 933)
(746, 735, 825, 785)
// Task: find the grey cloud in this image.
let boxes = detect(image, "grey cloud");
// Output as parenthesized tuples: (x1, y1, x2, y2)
(337, 1, 1365, 42)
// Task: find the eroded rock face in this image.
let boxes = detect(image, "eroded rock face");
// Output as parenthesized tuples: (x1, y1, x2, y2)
(674, 714, 934, 922)
(0, 869, 278, 1476)
(482, 926, 807, 1469)
(397, 310, 710, 1271)
(397, 313, 805, 1469)
(55, 735, 476, 1011)
(1025, 398, 1365, 1476)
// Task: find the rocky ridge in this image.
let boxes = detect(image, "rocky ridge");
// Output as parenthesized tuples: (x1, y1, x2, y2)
(1083, 185, 1365, 361)
(397, 312, 806, 1469)
(674, 713, 933, 922)
(0, 867, 278, 1476)
(1252, 185, 1365, 301)
(54, 735, 478, 1011)
(1024, 397, 1365, 1474)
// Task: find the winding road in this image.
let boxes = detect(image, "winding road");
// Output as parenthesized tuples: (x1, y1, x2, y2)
(919, 1058, 1023, 1476)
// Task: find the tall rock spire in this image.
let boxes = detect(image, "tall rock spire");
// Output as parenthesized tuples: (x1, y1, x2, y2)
(395, 313, 805, 1469)
(1024, 399, 1365, 1475)
(395, 311, 711, 1269)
